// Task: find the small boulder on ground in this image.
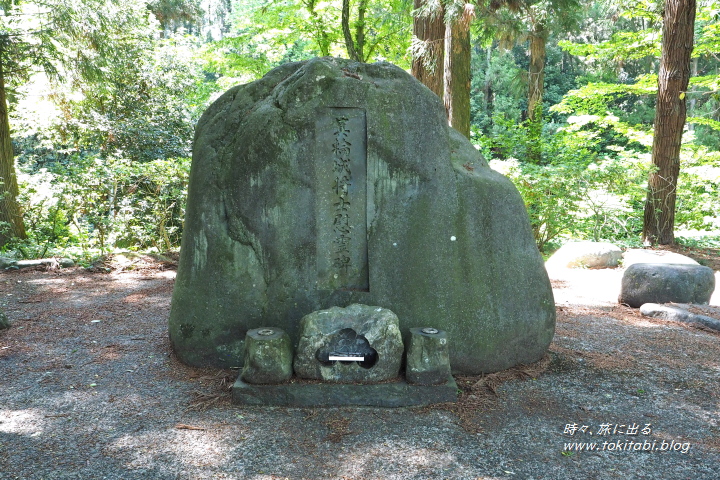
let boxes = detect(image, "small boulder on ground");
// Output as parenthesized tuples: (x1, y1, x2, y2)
(619, 263, 715, 308)
(15, 258, 75, 269)
(0, 256, 17, 270)
(545, 241, 622, 269)
(640, 303, 720, 331)
(623, 249, 698, 267)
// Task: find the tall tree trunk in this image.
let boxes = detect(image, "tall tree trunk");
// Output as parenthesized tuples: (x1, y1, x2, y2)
(688, 56, 698, 131)
(355, 0, 367, 60)
(444, 2, 473, 138)
(484, 45, 493, 121)
(527, 29, 546, 123)
(342, 0, 367, 61)
(0, 61, 26, 247)
(411, 0, 445, 98)
(643, 0, 696, 245)
(526, 26, 546, 164)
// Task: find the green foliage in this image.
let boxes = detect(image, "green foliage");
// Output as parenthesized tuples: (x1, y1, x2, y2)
(470, 40, 582, 144)
(11, 168, 78, 258)
(50, 30, 212, 162)
(675, 234, 720, 249)
(148, 0, 203, 31)
(6, 155, 190, 258)
(675, 145, 720, 232)
(470, 46, 525, 134)
(557, 1, 720, 144)
(558, 29, 661, 62)
(204, 0, 412, 82)
(483, 104, 720, 250)
(483, 114, 651, 250)
(3, 1, 216, 257)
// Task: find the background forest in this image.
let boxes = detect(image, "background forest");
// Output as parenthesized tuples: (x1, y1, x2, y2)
(1, 0, 718, 263)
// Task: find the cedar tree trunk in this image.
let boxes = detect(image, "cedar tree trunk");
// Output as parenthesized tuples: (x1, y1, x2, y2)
(342, 0, 367, 61)
(0, 61, 26, 247)
(411, 0, 445, 98)
(527, 30, 546, 123)
(526, 26, 546, 163)
(643, 0, 696, 245)
(443, 3, 473, 139)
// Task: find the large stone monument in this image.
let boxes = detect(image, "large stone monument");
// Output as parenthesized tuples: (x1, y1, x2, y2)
(169, 57, 555, 375)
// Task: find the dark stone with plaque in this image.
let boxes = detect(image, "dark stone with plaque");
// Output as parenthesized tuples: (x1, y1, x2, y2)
(315, 328, 378, 368)
(293, 304, 402, 383)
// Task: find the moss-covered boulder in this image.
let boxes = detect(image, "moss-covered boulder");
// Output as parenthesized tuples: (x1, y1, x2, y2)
(169, 57, 555, 374)
(619, 263, 715, 308)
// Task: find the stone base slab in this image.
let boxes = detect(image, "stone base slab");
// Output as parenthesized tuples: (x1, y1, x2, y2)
(232, 376, 458, 407)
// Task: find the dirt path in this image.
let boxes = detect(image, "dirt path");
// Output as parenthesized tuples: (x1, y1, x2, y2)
(1, 258, 719, 480)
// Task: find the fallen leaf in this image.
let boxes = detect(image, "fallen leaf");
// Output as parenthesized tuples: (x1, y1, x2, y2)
(175, 424, 205, 430)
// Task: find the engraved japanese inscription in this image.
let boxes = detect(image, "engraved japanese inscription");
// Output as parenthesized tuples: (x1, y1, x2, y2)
(315, 108, 369, 291)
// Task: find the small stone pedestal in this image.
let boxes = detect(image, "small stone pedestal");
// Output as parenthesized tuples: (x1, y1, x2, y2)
(406, 327, 451, 385)
(241, 328, 293, 384)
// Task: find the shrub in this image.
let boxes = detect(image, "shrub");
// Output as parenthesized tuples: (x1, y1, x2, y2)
(7, 154, 190, 258)
(484, 115, 651, 251)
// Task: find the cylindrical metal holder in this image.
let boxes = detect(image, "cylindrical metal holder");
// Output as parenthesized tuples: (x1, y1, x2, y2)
(241, 328, 293, 384)
(405, 327, 451, 385)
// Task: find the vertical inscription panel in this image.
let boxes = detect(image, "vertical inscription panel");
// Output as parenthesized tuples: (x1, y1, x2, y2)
(315, 108, 369, 291)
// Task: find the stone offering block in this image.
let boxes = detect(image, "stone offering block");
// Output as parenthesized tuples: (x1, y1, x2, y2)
(619, 263, 715, 308)
(405, 327, 451, 385)
(293, 304, 402, 383)
(169, 57, 555, 374)
(241, 328, 293, 384)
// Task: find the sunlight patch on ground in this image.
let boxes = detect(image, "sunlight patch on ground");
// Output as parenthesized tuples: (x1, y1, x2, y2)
(330, 443, 462, 478)
(0, 409, 45, 435)
(107, 428, 232, 471)
(548, 267, 623, 307)
(626, 319, 666, 328)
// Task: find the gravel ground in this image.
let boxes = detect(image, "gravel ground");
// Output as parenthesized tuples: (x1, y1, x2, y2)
(1, 257, 719, 480)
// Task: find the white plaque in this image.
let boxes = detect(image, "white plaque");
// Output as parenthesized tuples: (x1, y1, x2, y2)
(329, 355, 365, 362)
